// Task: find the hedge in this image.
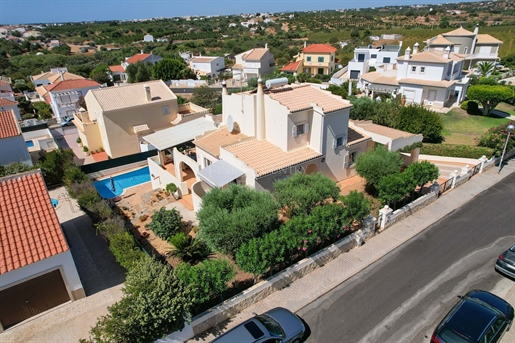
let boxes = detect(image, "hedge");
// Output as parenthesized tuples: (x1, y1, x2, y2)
(421, 144, 494, 159)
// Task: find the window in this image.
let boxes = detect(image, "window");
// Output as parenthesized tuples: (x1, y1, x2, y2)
(307, 56, 311, 62)
(358, 54, 365, 62)
(371, 54, 377, 59)
(204, 158, 212, 167)
(292, 122, 309, 136)
(162, 106, 170, 115)
(333, 135, 346, 148)
(464, 47, 468, 54)
(383, 57, 391, 63)
(420, 67, 426, 73)
(411, 66, 417, 72)
(350, 70, 360, 79)
(331, 55, 334, 61)
(349, 151, 357, 166)
(318, 56, 324, 62)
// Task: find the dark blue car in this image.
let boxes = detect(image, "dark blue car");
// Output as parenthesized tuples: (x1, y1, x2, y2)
(431, 290, 514, 343)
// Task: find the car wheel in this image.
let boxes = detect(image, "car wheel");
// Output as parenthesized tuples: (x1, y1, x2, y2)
(292, 339, 301, 343)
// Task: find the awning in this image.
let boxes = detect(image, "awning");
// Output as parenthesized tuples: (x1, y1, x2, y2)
(198, 160, 245, 188)
(133, 124, 150, 134)
(142, 117, 217, 151)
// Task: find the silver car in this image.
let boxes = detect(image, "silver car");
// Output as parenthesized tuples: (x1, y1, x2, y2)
(496, 244, 515, 279)
(211, 307, 305, 343)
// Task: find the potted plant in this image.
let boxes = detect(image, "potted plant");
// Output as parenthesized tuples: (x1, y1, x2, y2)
(83, 146, 90, 155)
(76, 137, 82, 147)
(165, 183, 179, 199)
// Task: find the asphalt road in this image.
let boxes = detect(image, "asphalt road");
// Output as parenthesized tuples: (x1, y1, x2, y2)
(298, 172, 515, 343)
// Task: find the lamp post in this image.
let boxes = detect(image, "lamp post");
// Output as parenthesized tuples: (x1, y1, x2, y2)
(498, 124, 515, 173)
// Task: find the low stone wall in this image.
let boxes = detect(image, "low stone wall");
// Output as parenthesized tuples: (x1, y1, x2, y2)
(383, 192, 438, 229)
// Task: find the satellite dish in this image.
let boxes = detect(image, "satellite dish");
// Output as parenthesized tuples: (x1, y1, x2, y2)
(227, 115, 234, 133)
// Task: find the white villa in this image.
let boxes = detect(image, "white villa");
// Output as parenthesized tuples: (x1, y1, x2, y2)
(189, 56, 226, 79)
(232, 47, 276, 81)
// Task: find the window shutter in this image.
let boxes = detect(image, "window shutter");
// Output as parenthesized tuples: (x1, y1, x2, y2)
(304, 123, 310, 134)
(292, 126, 297, 137)
(343, 153, 349, 169)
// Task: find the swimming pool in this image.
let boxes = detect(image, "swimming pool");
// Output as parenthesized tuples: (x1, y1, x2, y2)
(94, 166, 151, 199)
(26, 140, 35, 148)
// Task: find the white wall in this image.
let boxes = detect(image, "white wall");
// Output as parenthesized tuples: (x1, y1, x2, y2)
(397, 61, 446, 81)
(148, 156, 188, 195)
(0, 250, 83, 299)
(222, 92, 257, 137)
(50, 85, 99, 121)
(219, 148, 256, 188)
(0, 135, 32, 166)
(319, 107, 350, 181)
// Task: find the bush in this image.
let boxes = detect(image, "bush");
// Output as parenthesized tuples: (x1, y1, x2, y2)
(95, 216, 126, 238)
(63, 165, 88, 187)
(397, 105, 444, 143)
(76, 183, 102, 209)
(89, 200, 113, 221)
(460, 100, 480, 114)
(421, 143, 494, 159)
(339, 190, 373, 223)
(108, 232, 145, 270)
(168, 233, 212, 263)
(355, 146, 404, 192)
(148, 207, 184, 240)
(165, 183, 177, 194)
(477, 120, 515, 156)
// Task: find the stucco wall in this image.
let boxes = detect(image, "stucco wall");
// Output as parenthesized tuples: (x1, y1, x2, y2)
(222, 92, 257, 137)
(319, 108, 351, 181)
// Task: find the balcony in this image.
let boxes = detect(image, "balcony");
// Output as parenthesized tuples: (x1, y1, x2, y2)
(465, 52, 498, 60)
(73, 111, 94, 132)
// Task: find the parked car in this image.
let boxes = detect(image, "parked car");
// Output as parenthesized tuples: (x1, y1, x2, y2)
(211, 307, 305, 343)
(60, 117, 75, 127)
(496, 244, 515, 279)
(431, 290, 514, 343)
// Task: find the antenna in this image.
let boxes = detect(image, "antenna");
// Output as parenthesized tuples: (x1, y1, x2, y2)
(227, 115, 234, 133)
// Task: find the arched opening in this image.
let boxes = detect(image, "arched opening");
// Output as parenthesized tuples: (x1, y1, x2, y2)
(305, 163, 319, 174)
(179, 161, 196, 188)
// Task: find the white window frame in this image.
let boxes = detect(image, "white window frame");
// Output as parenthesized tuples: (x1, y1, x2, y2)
(333, 134, 347, 149)
(292, 122, 309, 137)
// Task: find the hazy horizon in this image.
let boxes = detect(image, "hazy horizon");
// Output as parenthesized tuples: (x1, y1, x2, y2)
(0, 0, 481, 25)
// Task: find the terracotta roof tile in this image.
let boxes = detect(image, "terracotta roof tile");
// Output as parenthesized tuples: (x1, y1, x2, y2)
(397, 49, 464, 63)
(109, 65, 125, 73)
(0, 98, 17, 107)
(360, 72, 399, 86)
(0, 110, 19, 139)
(194, 127, 248, 157)
(224, 139, 322, 177)
(46, 79, 99, 92)
(268, 84, 352, 113)
(398, 78, 455, 88)
(243, 48, 269, 62)
(302, 44, 337, 53)
(351, 120, 419, 140)
(425, 34, 454, 46)
(47, 72, 85, 83)
(0, 171, 69, 275)
(190, 56, 218, 63)
(279, 60, 301, 72)
(126, 53, 151, 64)
(443, 27, 475, 36)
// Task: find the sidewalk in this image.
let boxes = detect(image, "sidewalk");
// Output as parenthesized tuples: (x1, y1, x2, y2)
(190, 160, 515, 342)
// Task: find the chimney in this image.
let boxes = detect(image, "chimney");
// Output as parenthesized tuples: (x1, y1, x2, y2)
(221, 80, 228, 96)
(199, 52, 202, 57)
(404, 47, 411, 60)
(256, 78, 265, 140)
(144, 84, 151, 102)
(304, 40, 307, 48)
(60, 70, 65, 81)
(444, 46, 451, 59)
(140, 49, 144, 54)
(265, 43, 268, 49)
(413, 42, 419, 54)
(474, 24, 479, 35)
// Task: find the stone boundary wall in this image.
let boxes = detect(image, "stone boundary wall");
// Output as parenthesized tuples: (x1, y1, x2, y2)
(383, 192, 438, 229)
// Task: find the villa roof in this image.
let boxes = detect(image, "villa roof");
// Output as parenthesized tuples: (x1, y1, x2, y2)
(444, 27, 475, 36)
(190, 56, 218, 63)
(0, 170, 69, 275)
(397, 49, 465, 63)
(476, 34, 502, 44)
(242, 48, 269, 62)
(0, 110, 19, 139)
(302, 44, 337, 53)
(45, 79, 99, 92)
(398, 78, 455, 88)
(109, 65, 125, 73)
(426, 34, 454, 46)
(360, 72, 399, 86)
(89, 80, 175, 112)
(223, 139, 322, 177)
(0, 98, 17, 107)
(47, 71, 85, 83)
(268, 84, 352, 113)
(194, 126, 248, 158)
(31, 71, 55, 81)
(351, 120, 420, 140)
(279, 60, 302, 73)
(126, 53, 152, 64)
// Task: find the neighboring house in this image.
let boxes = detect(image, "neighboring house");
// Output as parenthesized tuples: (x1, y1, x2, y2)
(424, 25, 502, 69)
(0, 98, 21, 120)
(0, 80, 16, 102)
(347, 43, 402, 80)
(45, 79, 100, 121)
(49, 39, 60, 47)
(232, 47, 276, 80)
(358, 45, 470, 110)
(0, 110, 32, 166)
(30, 68, 84, 88)
(381, 34, 403, 40)
(279, 60, 302, 75)
(299, 43, 337, 76)
(189, 56, 226, 79)
(108, 51, 163, 83)
(76, 80, 209, 159)
(0, 170, 85, 332)
(143, 34, 154, 42)
(23, 127, 59, 163)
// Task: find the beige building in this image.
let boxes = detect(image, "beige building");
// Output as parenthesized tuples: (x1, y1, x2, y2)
(75, 80, 182, 158)
(300, 43, 337, 76)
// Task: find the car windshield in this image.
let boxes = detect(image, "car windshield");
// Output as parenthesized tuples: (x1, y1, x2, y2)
(255, 314, 285, 338)
(440, 328, 473, 343)
(509, 246, 515, 253)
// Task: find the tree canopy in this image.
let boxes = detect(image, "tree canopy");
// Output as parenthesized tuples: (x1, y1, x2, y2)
(467, 85, 515, 116)
(355, 146, 404, 192)
(190, 85, 222, 113)
(152, 58, 189, 81)
(126, 61, 153, 83)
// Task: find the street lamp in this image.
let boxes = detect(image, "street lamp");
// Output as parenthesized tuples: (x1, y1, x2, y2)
(498, 124, 515, 173)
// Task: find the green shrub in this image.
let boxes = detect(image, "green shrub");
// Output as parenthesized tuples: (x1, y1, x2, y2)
(168, 233, 212, 263)
(165, 183, 177, 194)
(76, 183, 102, 209)
(95, 216, 126, 238)
(421, 143, 494, 159)
(148, 207, 184, 240)
(460, 100, 470, 110)
(63, 166, 88, 187)
(89, 200, 113, 221)
(108, 232, 145, 270)
(339, 190, 373, 223)
(461, 100, 479, 114)
(476, 121, 515, 156)
(355, 146, 404, 192)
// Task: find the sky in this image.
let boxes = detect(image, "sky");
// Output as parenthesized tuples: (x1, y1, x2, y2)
(0, 0, 480, 25)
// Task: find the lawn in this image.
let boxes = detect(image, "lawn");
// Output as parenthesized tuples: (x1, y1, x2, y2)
(440, 108, 510, 145)
(494, 102, 515, 117)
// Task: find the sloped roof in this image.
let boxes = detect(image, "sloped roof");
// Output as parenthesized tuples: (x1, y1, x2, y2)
(190, 56, 218, 63)
(242, 48, 269, 62)
(279, 60, 302, 72)
(46, 79, 99, 92)
(302, 44, 337, 53)
(0, 170, 69, 275)
(47, 71, 85, 83)
(223, 139, 322, 177)
(0, 110, 19, 139)
(268, 84, 352, 113)
(194, 126, 248, 158)
(360, 72, 399, 86)
(476, 34, 503, 44)
(352, 120, 420, 140)
(31, 71, 56, 81)
(398, 78, 456, 88)
(347, 127, 371, 146)
(444, 27, 475, 36)
(126, 53, 152, 64)
(89, 80, 175, 112)
(109, 65, 125, 73)
(0, 98, 17, 107)
(397, 49, 465, 63)
(426, 34, 454, 46)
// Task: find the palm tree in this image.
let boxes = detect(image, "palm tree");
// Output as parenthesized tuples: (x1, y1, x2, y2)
(474, 61, 495, 77)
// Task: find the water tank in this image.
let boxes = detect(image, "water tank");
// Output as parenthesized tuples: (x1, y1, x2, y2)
(265, 77, 289, 89)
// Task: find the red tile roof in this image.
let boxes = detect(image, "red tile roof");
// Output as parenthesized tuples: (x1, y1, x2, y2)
(302, 44, 337, 53)
(280, 60, 301, 72)
(126, 53, 151, 64)
(46, 79, 99, 92)
(0, 110, 19, 139)
(0, 98, 18, 107)
(109, 65, 125, 73)
(0, 80, 10, 86)
(0, 171, 69, 275)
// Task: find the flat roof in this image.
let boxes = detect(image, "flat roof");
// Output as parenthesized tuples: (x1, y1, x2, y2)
(143, 117, 217, 150)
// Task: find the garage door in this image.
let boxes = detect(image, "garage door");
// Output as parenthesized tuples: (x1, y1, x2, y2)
(403, 90, 415, 103)
(0, 270, 70, 329)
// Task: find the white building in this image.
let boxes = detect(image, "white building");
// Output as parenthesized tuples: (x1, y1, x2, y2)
(45, 79, 100, 121)
(143, 34, 154, 42)
(189, 56, 226, 79)
(232, 47, 275, 81)
(30, 68, 84, 88)
(348, 43, 402, 80)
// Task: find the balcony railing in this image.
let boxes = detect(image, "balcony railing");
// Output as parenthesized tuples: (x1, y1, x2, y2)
(465, 52, 498, 60)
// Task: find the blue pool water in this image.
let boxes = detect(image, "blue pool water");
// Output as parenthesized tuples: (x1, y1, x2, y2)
(51, 198, 59, 207)
(25, 140, 35, 148)
(94, 166, 151, 199)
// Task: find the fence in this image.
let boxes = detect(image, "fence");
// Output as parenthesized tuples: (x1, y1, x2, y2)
(80, 150, 157, 174)
(470, 163, 481, 179)
(439, 178, 453, 196)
